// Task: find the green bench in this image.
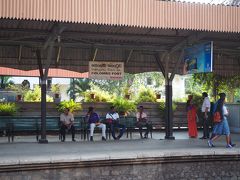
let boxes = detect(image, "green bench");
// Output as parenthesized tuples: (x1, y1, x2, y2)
(0, 116, 151, 142)
(123, 117, 153, 139)
(0, 116, 40, 142)
(0, 116, 87, 142)
(81, 116, 139, 140)
(102, 116, 152, 139)
(39, 116, 86, 141)
(0, 117, 14, 142)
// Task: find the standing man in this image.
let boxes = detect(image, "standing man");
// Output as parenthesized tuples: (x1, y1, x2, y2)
(60, 108, 76, 142)
(106, 106, 126, 140)
(136, 106, 152, 139)
(86, 107, 106, 141)
(200, 92, 211, 139)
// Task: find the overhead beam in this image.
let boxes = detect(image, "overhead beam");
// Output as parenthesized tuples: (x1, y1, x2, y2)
(0, 28, 186, 42)
(0, 40, 168, 52)
(43, 24, 66, 50)
(1, 28, 240, 48)
(169, 50, 184, 81)
(154, 53, 166, 78)
(44, 42, 54, 79)
(169, 32, 207, 54)
(125, 49, 134, 64)
(91, 48, 98, 61)
(36, 50, 44, 81)
(56, 46, 61, 66)
(18, 45, 22, 63)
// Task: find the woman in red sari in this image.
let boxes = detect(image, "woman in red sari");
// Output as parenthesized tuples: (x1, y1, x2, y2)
(186, 95, 198, 138)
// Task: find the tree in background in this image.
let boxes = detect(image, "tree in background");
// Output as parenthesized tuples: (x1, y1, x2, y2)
(135, 87, 157, 104)
(190, 73, 240, 102)
(24, 85, 53, 102)
(67, 72, 165, 102)
(67, 78, 91, 101)
(91, 73, 135, 96)
(91, 72, 164, 98)
(0, 76, 14, 89)
(83, 84, 114, 102)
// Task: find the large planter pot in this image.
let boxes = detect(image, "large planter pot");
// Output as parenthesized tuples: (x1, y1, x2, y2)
(54, 93, 60, 98)
(156, 94, 161, 99)
(54, 94, 61, 104)
(16, 95, 22, 101)
(90, 93, 95, 99)
(119, 111, 128, 117)
(125, 94, 130, 99)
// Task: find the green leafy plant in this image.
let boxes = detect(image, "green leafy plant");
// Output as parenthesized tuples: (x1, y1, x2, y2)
(51, 84, 60, 94)
(67, 78, 91, 100)
(159, 101, 177, 118)
(83, 85, 114, 102)
(24, 85, 53, 102)
(0, 76, 14, 89)
(0, 103, 18, 116)
(112, 98, 136, 116)
(191, 93, 203, 109)
(135, 88, 157, 103)
(7, 84, 29, 97)
(57, 99, 82, 113)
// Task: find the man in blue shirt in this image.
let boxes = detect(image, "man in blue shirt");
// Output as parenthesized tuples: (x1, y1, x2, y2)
(86, 107, 106, 141)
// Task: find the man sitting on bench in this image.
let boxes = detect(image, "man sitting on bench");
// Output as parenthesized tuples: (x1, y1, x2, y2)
(86, 107, 106, 141)
(60, 108, 76, 142)
(136, 106, 151, 139)
(106, 106, 126, 140)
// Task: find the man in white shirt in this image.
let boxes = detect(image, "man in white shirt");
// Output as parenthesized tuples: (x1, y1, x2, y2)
(60, 108, 75, 142)
(200, 92, 211, 139)
(136, 106, 152, 139)
(106, 106, 126, 140)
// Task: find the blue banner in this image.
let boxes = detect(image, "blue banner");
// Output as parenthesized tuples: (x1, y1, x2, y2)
(183, 41, 213, 74)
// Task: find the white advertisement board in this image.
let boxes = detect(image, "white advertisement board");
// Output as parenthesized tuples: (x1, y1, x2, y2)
(89, 61, 124, 80)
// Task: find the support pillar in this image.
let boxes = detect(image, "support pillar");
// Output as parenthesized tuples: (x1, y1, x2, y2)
(165, 79, 175, 140)
(72, 78, 76, 101)
(37, 24, 65, 144)
(38, 78, 48, 143)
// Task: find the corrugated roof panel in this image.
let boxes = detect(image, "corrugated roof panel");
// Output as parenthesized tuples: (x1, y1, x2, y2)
(1, 0, 240, 33)
(0, 67, 89, 78)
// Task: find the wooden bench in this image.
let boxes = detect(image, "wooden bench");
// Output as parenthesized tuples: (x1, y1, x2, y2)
(39, 116, 85, 141)
(0, 113, 187, 142)
(0, 117, 14, 142)
(0, 116, 87, 142)
(82, 116, 144, 140)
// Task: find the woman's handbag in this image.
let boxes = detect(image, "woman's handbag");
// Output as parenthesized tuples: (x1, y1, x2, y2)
(213, 112, 221, 123)
(106, 119, 113, 124)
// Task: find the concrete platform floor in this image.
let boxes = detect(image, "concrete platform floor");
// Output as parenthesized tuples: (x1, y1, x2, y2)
(0, 130, 239, 166)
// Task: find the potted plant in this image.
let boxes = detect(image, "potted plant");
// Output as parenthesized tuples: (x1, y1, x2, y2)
(57, 99, 82, 114)
(83, 88, 113, 103)
(135, 88, 157, 104)
(51, 84, 61, 103)
(7, 84, 28, 102)
(155, 90, 161, 99)
(23, 85, 53, 102)
(90, 93, 95, 99)
(112, 98, 136, 116)
(123, 86, 132, 100)
(0, 102, 18, 116)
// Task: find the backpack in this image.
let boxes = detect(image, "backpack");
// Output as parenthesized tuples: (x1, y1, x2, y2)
(213, 112, 221, 123)
(212, 100, 219, 115)
(212, 100, 221, 123)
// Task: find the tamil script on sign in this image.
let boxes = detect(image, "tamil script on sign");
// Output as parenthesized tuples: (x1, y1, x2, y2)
(89, 61, 124, 80)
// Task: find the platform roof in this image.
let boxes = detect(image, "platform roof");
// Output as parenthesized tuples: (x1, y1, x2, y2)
(0, 0, 239, 76)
